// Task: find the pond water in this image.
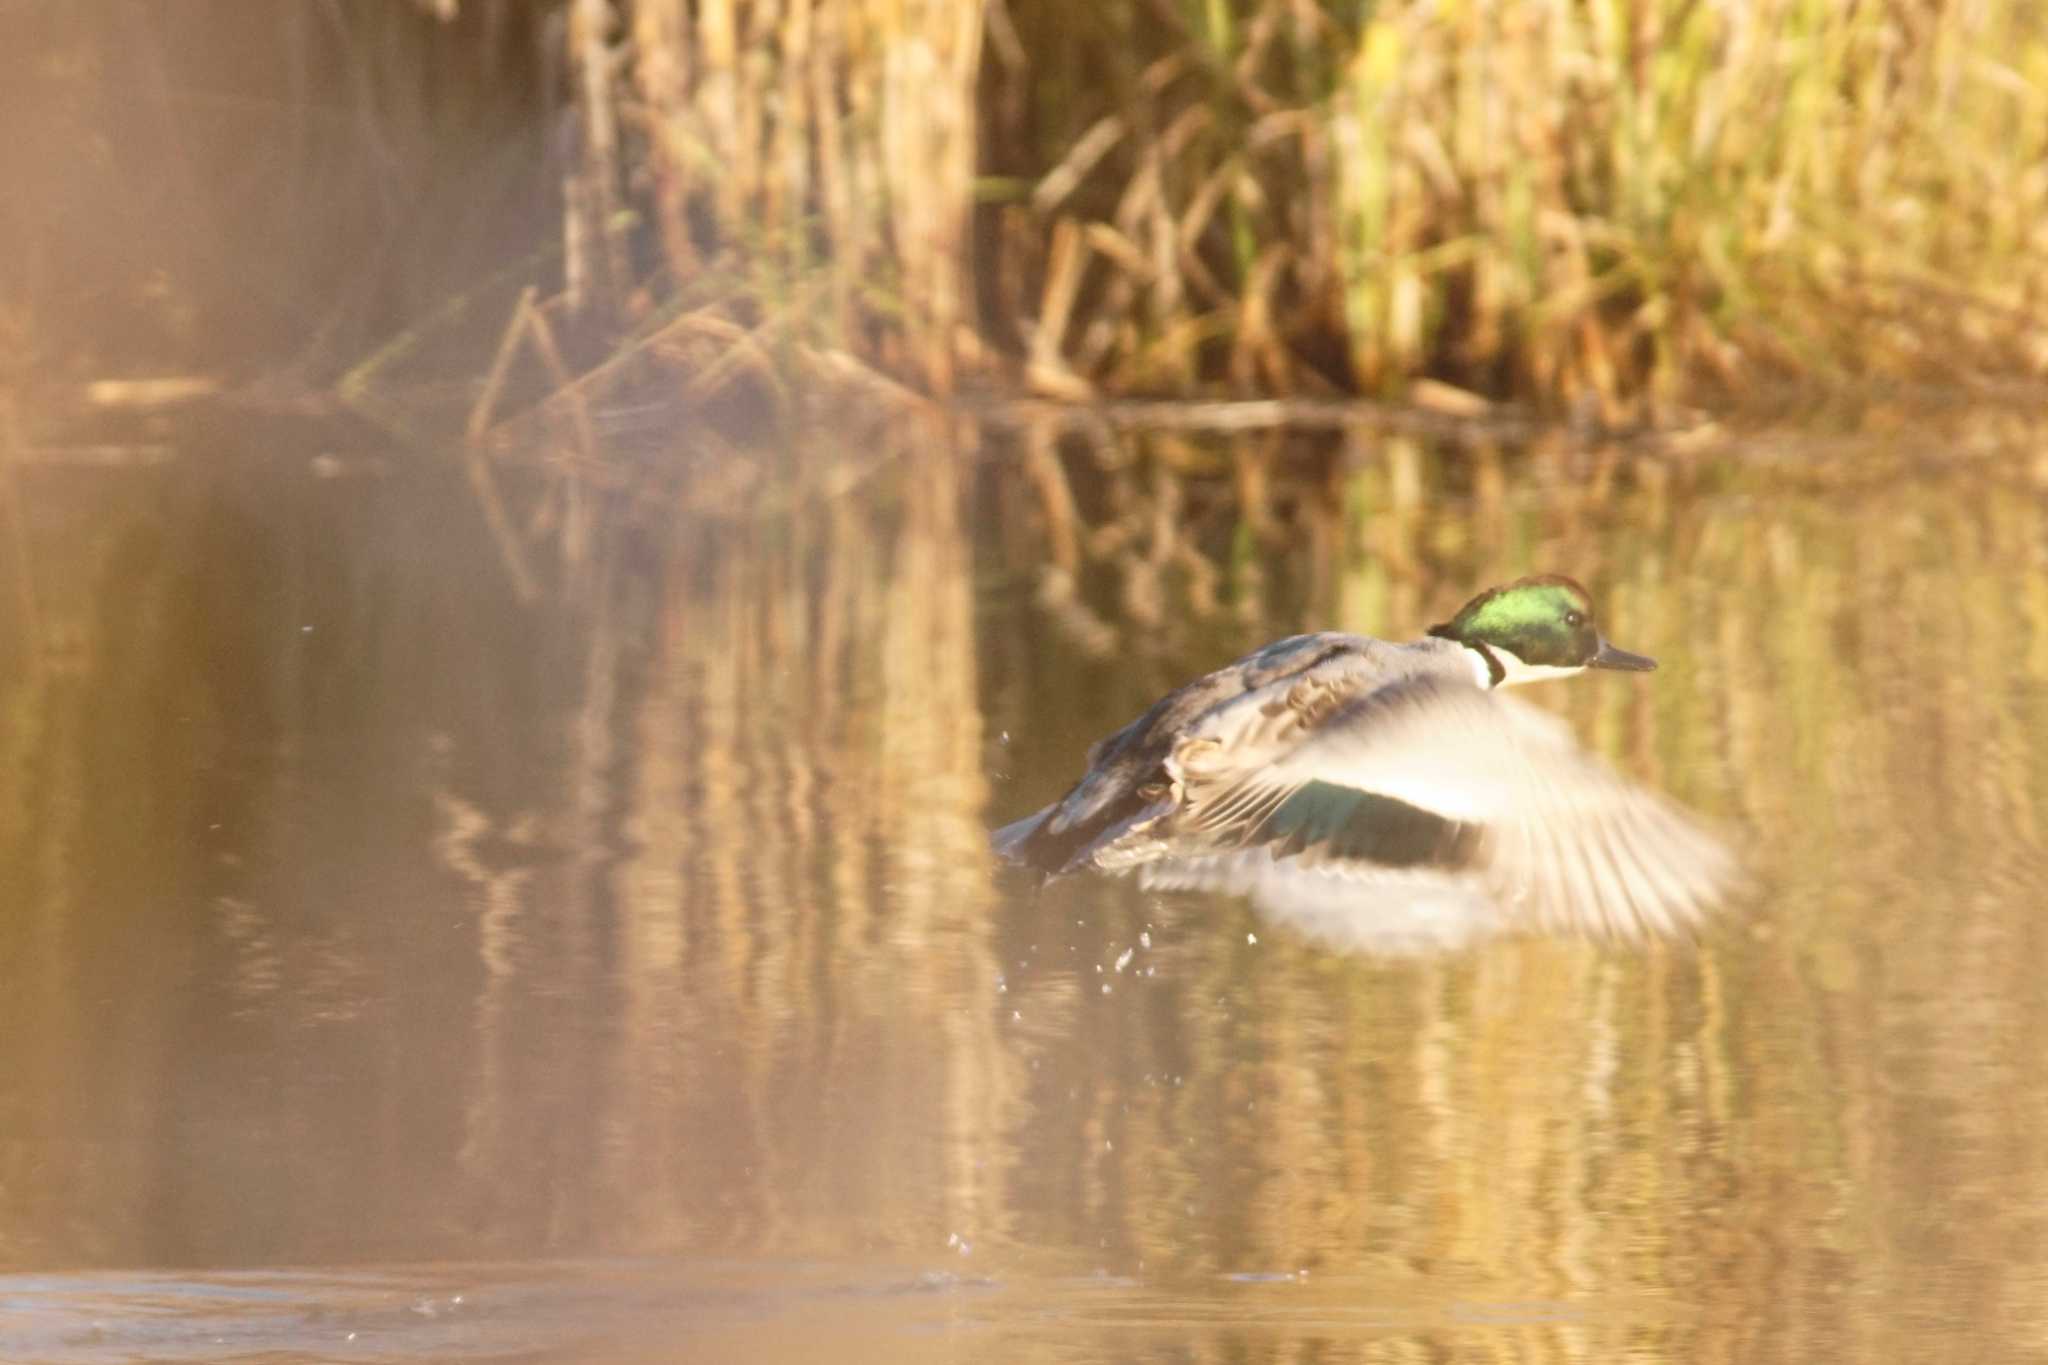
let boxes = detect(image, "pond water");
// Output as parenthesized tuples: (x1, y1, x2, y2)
(3, 418, 2046, 1363)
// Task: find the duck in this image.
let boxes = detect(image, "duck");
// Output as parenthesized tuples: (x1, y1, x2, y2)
(992, 575, 1737, 953)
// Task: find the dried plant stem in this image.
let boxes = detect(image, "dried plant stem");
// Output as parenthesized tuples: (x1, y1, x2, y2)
(0, 397, 46, 677)
(467, 286, 543, 440)
(465, 445, 542, 605)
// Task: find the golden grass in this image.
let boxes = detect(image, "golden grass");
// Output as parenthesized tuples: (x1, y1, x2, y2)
(610, 0, 984, 389)
(14, 2, 2045, 428)
(1330, 0, 2048, 417)
(590, 0, 2048, 417)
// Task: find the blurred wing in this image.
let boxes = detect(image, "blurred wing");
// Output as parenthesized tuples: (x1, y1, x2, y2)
(1167, 674, 1737, 940)
(1140, 852, 1504, 956)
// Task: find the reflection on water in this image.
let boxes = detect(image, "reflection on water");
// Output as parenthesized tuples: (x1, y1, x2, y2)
(0, 1261, 1719, 1364)
(0, 1261, 1003, 1364)
(3, 424, 2047, 1362)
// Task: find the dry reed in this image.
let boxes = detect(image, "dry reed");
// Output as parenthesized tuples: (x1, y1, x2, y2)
(609, 0, 983, 389)
(589, 0, 2048, 418)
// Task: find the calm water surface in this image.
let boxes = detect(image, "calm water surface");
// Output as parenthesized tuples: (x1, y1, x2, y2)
(3, 421, 2046, 1362)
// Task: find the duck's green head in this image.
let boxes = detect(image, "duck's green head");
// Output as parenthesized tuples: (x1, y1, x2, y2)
(1428, 575, 1655, 687)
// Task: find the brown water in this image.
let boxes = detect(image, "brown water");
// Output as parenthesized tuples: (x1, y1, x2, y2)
(4, 422, 2047, 1362)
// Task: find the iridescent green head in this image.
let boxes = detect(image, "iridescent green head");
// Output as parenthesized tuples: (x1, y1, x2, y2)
(1428, 574, 1655, 686)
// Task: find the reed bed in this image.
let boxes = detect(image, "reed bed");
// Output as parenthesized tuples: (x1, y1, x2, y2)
(18, 2, 2046, 445)
(590, 0, 983, 387)
(582, 0, 2048, 418)
(1327, 0, 2048, 418)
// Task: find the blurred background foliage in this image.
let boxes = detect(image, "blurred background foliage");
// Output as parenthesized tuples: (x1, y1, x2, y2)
(6, 0, 2046, 426)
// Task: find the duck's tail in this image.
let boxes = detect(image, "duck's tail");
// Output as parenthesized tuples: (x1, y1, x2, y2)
(990, 805, 1058, 867)
(991, 788, 1181, 876)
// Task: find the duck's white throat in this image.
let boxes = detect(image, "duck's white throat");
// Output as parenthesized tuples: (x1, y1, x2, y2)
(1464, 643, 1588, 689)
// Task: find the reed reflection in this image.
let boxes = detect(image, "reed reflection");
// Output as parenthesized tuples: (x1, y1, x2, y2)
(1, 422, 2046, 1364)
(981, 429, 2048, 1362)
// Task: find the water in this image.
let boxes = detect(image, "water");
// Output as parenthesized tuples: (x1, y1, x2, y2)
(3, 422, 2046, 1362)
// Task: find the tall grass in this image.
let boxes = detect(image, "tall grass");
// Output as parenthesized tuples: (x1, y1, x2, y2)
(598, 0, 2048, 416)
(1329, 0, 2048, 417)
(17, 2, 2043, 423)
(605, 0, 984, 388)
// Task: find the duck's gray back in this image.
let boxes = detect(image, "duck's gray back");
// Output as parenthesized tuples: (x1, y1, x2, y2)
(994, 633, 1471, 873)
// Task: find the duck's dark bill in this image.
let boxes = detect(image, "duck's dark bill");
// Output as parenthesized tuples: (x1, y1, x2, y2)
(1590, 639, 1657, 671)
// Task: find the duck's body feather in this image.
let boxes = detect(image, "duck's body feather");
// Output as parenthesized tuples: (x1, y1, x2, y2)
(993, 633, 1451, 871)
(994, 629, 1735, 949)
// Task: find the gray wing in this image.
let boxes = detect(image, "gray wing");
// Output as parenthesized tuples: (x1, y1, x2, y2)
(1161, 673, 1738, 940)
(992, 633, 1394, 873)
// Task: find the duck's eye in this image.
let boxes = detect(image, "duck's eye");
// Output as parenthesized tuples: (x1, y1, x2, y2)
(1138, 782, 1167, 800)
(1565, 610, 1585, 627)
